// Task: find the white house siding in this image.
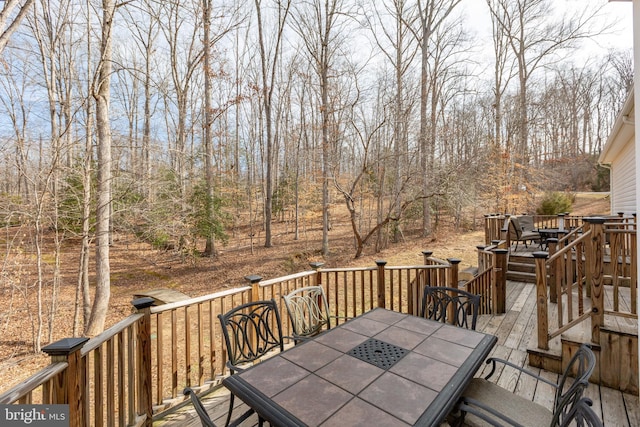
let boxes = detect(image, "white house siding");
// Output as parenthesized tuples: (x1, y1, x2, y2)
(611, 136, 636, 215)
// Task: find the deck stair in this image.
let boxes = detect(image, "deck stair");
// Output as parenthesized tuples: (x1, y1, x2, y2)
(506, 253, 536, 283)
(527, 286, 639, 395)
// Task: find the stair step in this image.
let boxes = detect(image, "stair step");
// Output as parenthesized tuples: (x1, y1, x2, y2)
(460, 266, 478, 282)
(508, 261, 536, 273)
(506, 270, 536, 283)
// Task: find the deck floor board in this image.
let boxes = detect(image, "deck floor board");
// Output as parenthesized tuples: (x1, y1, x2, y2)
(155, 281, 637, 427)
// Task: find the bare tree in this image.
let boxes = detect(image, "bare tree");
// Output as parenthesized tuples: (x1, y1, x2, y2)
(85, 0, 116, 336)
(254, 0, 291, 248)
(0, 0, 36, 54)
(368, 0, 419, 242)
(292, 0, 351, 256)
(486, 0, 605, 168)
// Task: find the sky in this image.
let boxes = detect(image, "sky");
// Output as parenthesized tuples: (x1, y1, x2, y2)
(459, 0, 634, 58)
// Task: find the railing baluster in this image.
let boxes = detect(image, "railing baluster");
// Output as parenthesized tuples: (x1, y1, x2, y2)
(156, 311, 164, 405)
(95, 345, 104, 426)
(184, 306, 191, 390)
(127, 322, 135, 426)
(107, 338, 115, 427)
(171, 309, 177, 399)
(117, 331, 125, 426)
(198, 303, 204, 386)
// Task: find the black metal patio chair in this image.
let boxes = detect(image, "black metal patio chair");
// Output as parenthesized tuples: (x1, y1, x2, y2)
(420, 286, 481, 330)
(183, 386, 262, 427)
(282, 285, 350, 344)
(565, 397, 603, 427)
(218, 299, 284, 427)
(453, 344, 596, 427)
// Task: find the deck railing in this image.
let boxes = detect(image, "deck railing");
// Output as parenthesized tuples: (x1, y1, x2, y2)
(0, 251, 477, 427)
(465, 244, 508, 315)
(484, 213, 591, 246)
(533, 216, 638, 350)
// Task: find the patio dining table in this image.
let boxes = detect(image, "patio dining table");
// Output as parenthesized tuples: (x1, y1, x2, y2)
(222, 307, 497, 427)
(538, 228, 568, 250)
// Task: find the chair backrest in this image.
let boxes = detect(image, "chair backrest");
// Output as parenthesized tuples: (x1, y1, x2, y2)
(282, 286, 331, 342)
(554, 344, 596, 411)
(550, 379, 591, 427)
(420, 286, 480, 330)
(519, 215, 536, 232)
(562, 398, 603, 427)
(218, 299, 284, 370)
(509, 216, 523, 240)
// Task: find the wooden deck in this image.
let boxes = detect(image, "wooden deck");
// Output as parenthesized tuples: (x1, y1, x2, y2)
(155, 281, 640, 427)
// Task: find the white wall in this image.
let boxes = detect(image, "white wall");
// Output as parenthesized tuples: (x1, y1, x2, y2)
(634, 0, 640, 402)
(612, 135, 637, 215)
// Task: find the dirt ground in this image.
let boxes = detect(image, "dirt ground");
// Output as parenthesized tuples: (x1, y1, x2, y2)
(0, 193, 610, 391)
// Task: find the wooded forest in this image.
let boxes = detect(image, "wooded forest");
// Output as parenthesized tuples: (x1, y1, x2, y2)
(0, 0, 634, 345)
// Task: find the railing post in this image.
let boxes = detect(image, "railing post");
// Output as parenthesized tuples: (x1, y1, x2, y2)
(447, 259, 461, 325)
(447, 258, 461, 289)
(245, 274, 262, 303)
(585, 217, 606, 345)
(132, 297, 155, 427)
(632, 213, 637, 316)
(310, 262, 324, 287)
(376, 260, 387, 308)
(533, 251, 550, 350)
(42, 337, 89, 427)
(310, 262, 327, 315)
(476, 245, 487, 271)
(422, 251, 436, 289)
(547, 238, 558, 303)
(492, 249, 508, 314)
(502, 214, 511, 247)
(557, 213, 565, 231)
(483, 215, 490, 244)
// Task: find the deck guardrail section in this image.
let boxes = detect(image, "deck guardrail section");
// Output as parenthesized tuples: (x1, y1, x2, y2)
(80, 311, 145, 426)
(0, 362, 69, 405)
(535, 217, 637, 350)
(0, 253, 492, 426)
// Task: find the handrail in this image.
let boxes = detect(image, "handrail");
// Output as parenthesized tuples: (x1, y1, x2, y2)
(535, 217, 637, 350)
(2, 252, 496, 427)
(81, 313, 143, 355)
(547, 229, 591, 264)
(151, 286, 252, 313)
(0, 362, 68, 404)
(557, 223, 584, 245)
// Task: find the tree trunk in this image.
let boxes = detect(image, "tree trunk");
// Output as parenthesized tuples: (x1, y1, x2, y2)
(85, 0, 115, 336)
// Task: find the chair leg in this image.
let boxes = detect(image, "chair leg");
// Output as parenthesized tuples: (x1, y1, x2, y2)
(225, 394, 235, 427)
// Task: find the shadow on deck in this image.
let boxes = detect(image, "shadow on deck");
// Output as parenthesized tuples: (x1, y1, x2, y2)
(155, 281, 640, 427)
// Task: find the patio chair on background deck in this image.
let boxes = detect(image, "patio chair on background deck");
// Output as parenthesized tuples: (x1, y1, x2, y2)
(453, 343, 596, 427)
(420, 286, 480, 330)
(509, 215, 542, 250)
(217, 299, 284, 427)
(282, 285, 350, 344)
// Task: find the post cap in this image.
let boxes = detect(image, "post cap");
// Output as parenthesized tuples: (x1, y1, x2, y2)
(132, 297, 155, 309)
(532, 251, 549, 259)
(244, 275, 262, 283)
(42, 337, 89, 356)
(309, 262, 324, 270)
(584, 217, 606, 224)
